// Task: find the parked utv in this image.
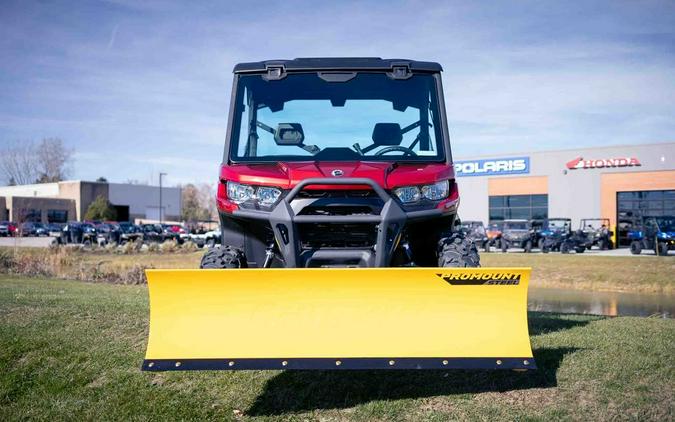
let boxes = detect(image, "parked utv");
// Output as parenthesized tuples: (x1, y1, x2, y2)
(200, 57, 477, 269)
(628, 215, 674, 256)
(96, 223, 121, 245)
(457, 220, 489, 252)
(541, 218, 591, 253)
(580, 218, 613, 250)
(118, 222, 144, 244)
(500, 219, 536, 253)
(485, 221, 503, 251)
(141, 224, 165, 243)
(80, 223, 98, 247)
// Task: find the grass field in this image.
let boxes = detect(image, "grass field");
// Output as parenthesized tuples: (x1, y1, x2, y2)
(1, 275, 673, 421)
(3, 246, 672, 293)
(481, 253, 675, 293)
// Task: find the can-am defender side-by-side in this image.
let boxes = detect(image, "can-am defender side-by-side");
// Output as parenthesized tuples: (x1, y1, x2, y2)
(201, 62, 477, 269)
(580, 218, 613, 250)
(142, 58, 535, 372)
(628, 216, 674, 256)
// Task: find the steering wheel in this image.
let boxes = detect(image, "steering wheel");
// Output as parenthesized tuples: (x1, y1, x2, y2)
(374, 146, 418, 156)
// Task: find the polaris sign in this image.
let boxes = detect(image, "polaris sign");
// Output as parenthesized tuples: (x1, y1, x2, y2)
(454, 157, 530, 177)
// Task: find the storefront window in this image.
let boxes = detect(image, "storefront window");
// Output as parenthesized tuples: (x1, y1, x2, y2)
(616, 189, 675, 246)
(488, 194, 548, 222)
(20, 209, 41, 222)
(47, 209, 68, 223)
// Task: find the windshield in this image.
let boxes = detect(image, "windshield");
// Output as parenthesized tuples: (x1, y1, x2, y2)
(655, 216, 675, 232)
(229, 73, 445, 162)
(548, 219, 570, 230)
(461, 222, 486, 235)
(504, 222, 528, 230)
(582, 219, 607, 230)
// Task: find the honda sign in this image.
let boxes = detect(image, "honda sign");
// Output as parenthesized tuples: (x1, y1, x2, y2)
(566, 156, 641, 170)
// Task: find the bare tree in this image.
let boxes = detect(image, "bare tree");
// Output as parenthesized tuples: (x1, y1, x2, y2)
(198, 183, 217, 220)
(181, 184, 209, 223)
(0, 141, 39, 185)
(0, 139, 74, 185)
(36, 138, 73, 183)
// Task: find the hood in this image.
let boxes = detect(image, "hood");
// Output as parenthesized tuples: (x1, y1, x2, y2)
(219, 161, 455, 189)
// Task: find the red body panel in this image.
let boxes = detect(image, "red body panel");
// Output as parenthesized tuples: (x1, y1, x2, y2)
(216, 161, 457, 213)
(219, 161, 455, 189)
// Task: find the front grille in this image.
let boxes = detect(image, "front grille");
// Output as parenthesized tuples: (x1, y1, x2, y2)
(296, 189, 378, 199)
(298, 223, 377, 249)
(298, 206, 374, 216)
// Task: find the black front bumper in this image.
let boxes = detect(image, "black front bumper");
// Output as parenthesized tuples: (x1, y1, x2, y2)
(228, 178, 456, 267)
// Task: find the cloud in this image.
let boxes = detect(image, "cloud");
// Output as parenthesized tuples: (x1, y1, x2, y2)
(0, 0, 673, 185)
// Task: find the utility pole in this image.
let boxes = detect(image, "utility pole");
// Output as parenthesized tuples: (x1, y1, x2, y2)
(159, 172, 167, 223)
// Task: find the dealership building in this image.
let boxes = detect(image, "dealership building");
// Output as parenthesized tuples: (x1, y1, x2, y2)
(0, 180, 181, 224)
(455, 142, 675, 247)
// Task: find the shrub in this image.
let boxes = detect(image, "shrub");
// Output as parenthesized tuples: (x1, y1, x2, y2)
(122, 239, 143, 255)
(121, 264, 152, 284)
(0, 249, 16, 271)
(159, 240, 178, 253)
(84, 195, 117, 221)
(181, 241, 198, 252)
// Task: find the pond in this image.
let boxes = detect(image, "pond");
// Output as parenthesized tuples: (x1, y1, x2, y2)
(529, 287, 674, 318)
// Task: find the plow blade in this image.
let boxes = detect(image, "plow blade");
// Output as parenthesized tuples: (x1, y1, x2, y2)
(143, 268, 535, 371)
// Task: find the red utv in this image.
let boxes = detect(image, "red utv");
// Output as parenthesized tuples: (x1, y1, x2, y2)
(200, 58, 479, 269)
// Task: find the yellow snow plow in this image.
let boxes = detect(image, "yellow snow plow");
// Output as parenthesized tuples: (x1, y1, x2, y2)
(142, 267, 535, 371)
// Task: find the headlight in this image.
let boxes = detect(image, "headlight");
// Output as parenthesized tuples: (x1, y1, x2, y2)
(226, 181, 282, 207)
(227, 181, 255, 203)
(394, 180, 450, 203)
(394, 186, 420, 203)
(421, 180, 449, 201)
(256, 186, 282, 206)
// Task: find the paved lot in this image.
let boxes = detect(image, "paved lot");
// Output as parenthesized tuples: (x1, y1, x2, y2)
(486, 246, 670, 257)
(0, 237, 56, 248)
(1, 236, 670, 256)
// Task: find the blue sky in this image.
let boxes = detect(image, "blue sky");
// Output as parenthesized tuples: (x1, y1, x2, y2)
(1, 0, 674, 186)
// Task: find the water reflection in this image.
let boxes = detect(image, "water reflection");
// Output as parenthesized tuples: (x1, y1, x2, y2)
(529, 287, 674, 318)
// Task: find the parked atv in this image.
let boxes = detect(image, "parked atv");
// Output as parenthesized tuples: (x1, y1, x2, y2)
(457, 220, 489, 252)
(500, 219, 536, 253)
(580, 218, 613, 250)
(541, 218, 591, 253)
(628, 215, 674, 256)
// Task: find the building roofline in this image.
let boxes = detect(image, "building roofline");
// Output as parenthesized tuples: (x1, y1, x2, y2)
(454, 141, 675, 161)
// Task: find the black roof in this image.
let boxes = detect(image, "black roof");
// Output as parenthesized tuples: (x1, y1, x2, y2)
(233, 57, 442, 73)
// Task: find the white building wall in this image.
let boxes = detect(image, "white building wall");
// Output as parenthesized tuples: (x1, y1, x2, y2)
(108, 183, 181, 219)
(0, 182, 60, 198)
(455, 177, 489, 223)
(453, 142, 675, 228)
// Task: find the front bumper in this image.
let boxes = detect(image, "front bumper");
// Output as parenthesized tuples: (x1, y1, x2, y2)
(225, 177, 457, 267)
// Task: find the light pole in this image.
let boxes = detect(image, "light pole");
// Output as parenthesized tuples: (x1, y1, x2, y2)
(159, 172, 167, 223)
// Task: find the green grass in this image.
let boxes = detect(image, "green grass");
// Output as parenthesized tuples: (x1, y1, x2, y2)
(1, 275, 673, 421)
